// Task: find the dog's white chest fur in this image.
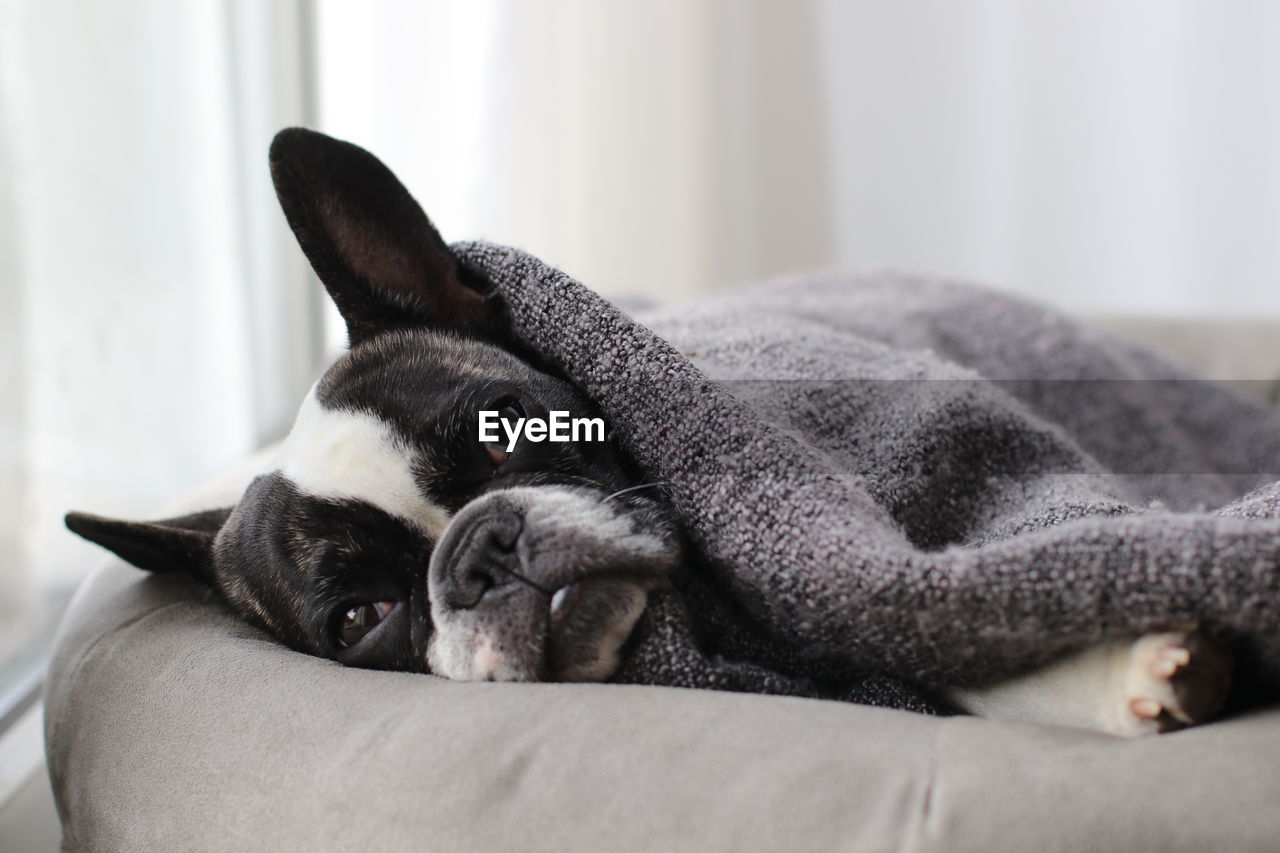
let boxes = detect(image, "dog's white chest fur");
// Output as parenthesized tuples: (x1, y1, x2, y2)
(272, 387, 451, 538)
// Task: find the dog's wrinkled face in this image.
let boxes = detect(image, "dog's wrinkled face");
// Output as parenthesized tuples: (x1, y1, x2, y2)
(217, 330, 676, 681)
(65, 128, 678, 683)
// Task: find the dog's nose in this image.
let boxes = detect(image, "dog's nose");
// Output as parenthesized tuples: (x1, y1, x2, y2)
(437, 508, 524, 610)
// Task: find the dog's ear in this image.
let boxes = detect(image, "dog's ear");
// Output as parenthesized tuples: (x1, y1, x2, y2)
(269, 127, 500, 346)
(64, 508, 231, 584)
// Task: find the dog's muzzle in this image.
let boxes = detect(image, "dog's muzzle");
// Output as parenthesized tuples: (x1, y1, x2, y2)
(425, 486, 677, 682)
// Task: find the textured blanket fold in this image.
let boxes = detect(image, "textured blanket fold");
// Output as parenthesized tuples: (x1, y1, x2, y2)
(456, 241, 1280, 711)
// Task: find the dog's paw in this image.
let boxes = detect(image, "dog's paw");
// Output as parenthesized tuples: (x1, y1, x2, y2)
(1109, 626, 1232, 737)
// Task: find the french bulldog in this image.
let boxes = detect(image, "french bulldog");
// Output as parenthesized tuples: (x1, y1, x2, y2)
(66, 128, 1231, 735)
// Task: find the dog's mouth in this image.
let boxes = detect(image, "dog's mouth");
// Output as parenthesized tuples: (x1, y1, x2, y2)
(428, 569, 659, 683)
(542, 577, 653, 681)
(425, 485, 677, 683)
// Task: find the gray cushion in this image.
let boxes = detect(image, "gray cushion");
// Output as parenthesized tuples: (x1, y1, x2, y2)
(44, 558, 1280, 852)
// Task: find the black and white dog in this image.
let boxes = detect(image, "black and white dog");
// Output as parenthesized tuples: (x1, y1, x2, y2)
(67, 129, 1230, 735)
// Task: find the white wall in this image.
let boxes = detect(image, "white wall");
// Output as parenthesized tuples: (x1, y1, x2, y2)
(820, 0, 1280, 316)
(314, 1, 1280, 316)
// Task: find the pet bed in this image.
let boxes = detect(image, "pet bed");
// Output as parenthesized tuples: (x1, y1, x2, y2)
(44, 278, 1280, 852)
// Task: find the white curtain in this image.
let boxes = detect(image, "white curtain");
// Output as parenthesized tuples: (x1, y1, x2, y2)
(314, 0, 834, 305)
(0, 0, 321, 612)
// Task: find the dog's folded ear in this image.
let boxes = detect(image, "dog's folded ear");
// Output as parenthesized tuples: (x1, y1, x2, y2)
(64, 508, 230, 584)
(269, 127, 501, 346)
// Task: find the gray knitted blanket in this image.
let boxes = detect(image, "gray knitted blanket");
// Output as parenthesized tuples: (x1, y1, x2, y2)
(457, 242, 1280, 712)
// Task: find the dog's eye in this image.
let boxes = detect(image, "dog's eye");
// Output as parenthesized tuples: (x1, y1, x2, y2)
(335, 600, 397, 648)
(483, 400, 526, 466)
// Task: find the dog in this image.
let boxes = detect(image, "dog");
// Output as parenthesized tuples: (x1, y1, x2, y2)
(67, 128, 1231, 735)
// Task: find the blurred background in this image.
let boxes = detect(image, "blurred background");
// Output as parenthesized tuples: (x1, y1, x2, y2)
(3, 0, 1280, 626)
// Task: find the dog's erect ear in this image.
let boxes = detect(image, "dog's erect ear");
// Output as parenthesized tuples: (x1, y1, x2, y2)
(269, 127, 499, 346)
(64, 508, 231, 584)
